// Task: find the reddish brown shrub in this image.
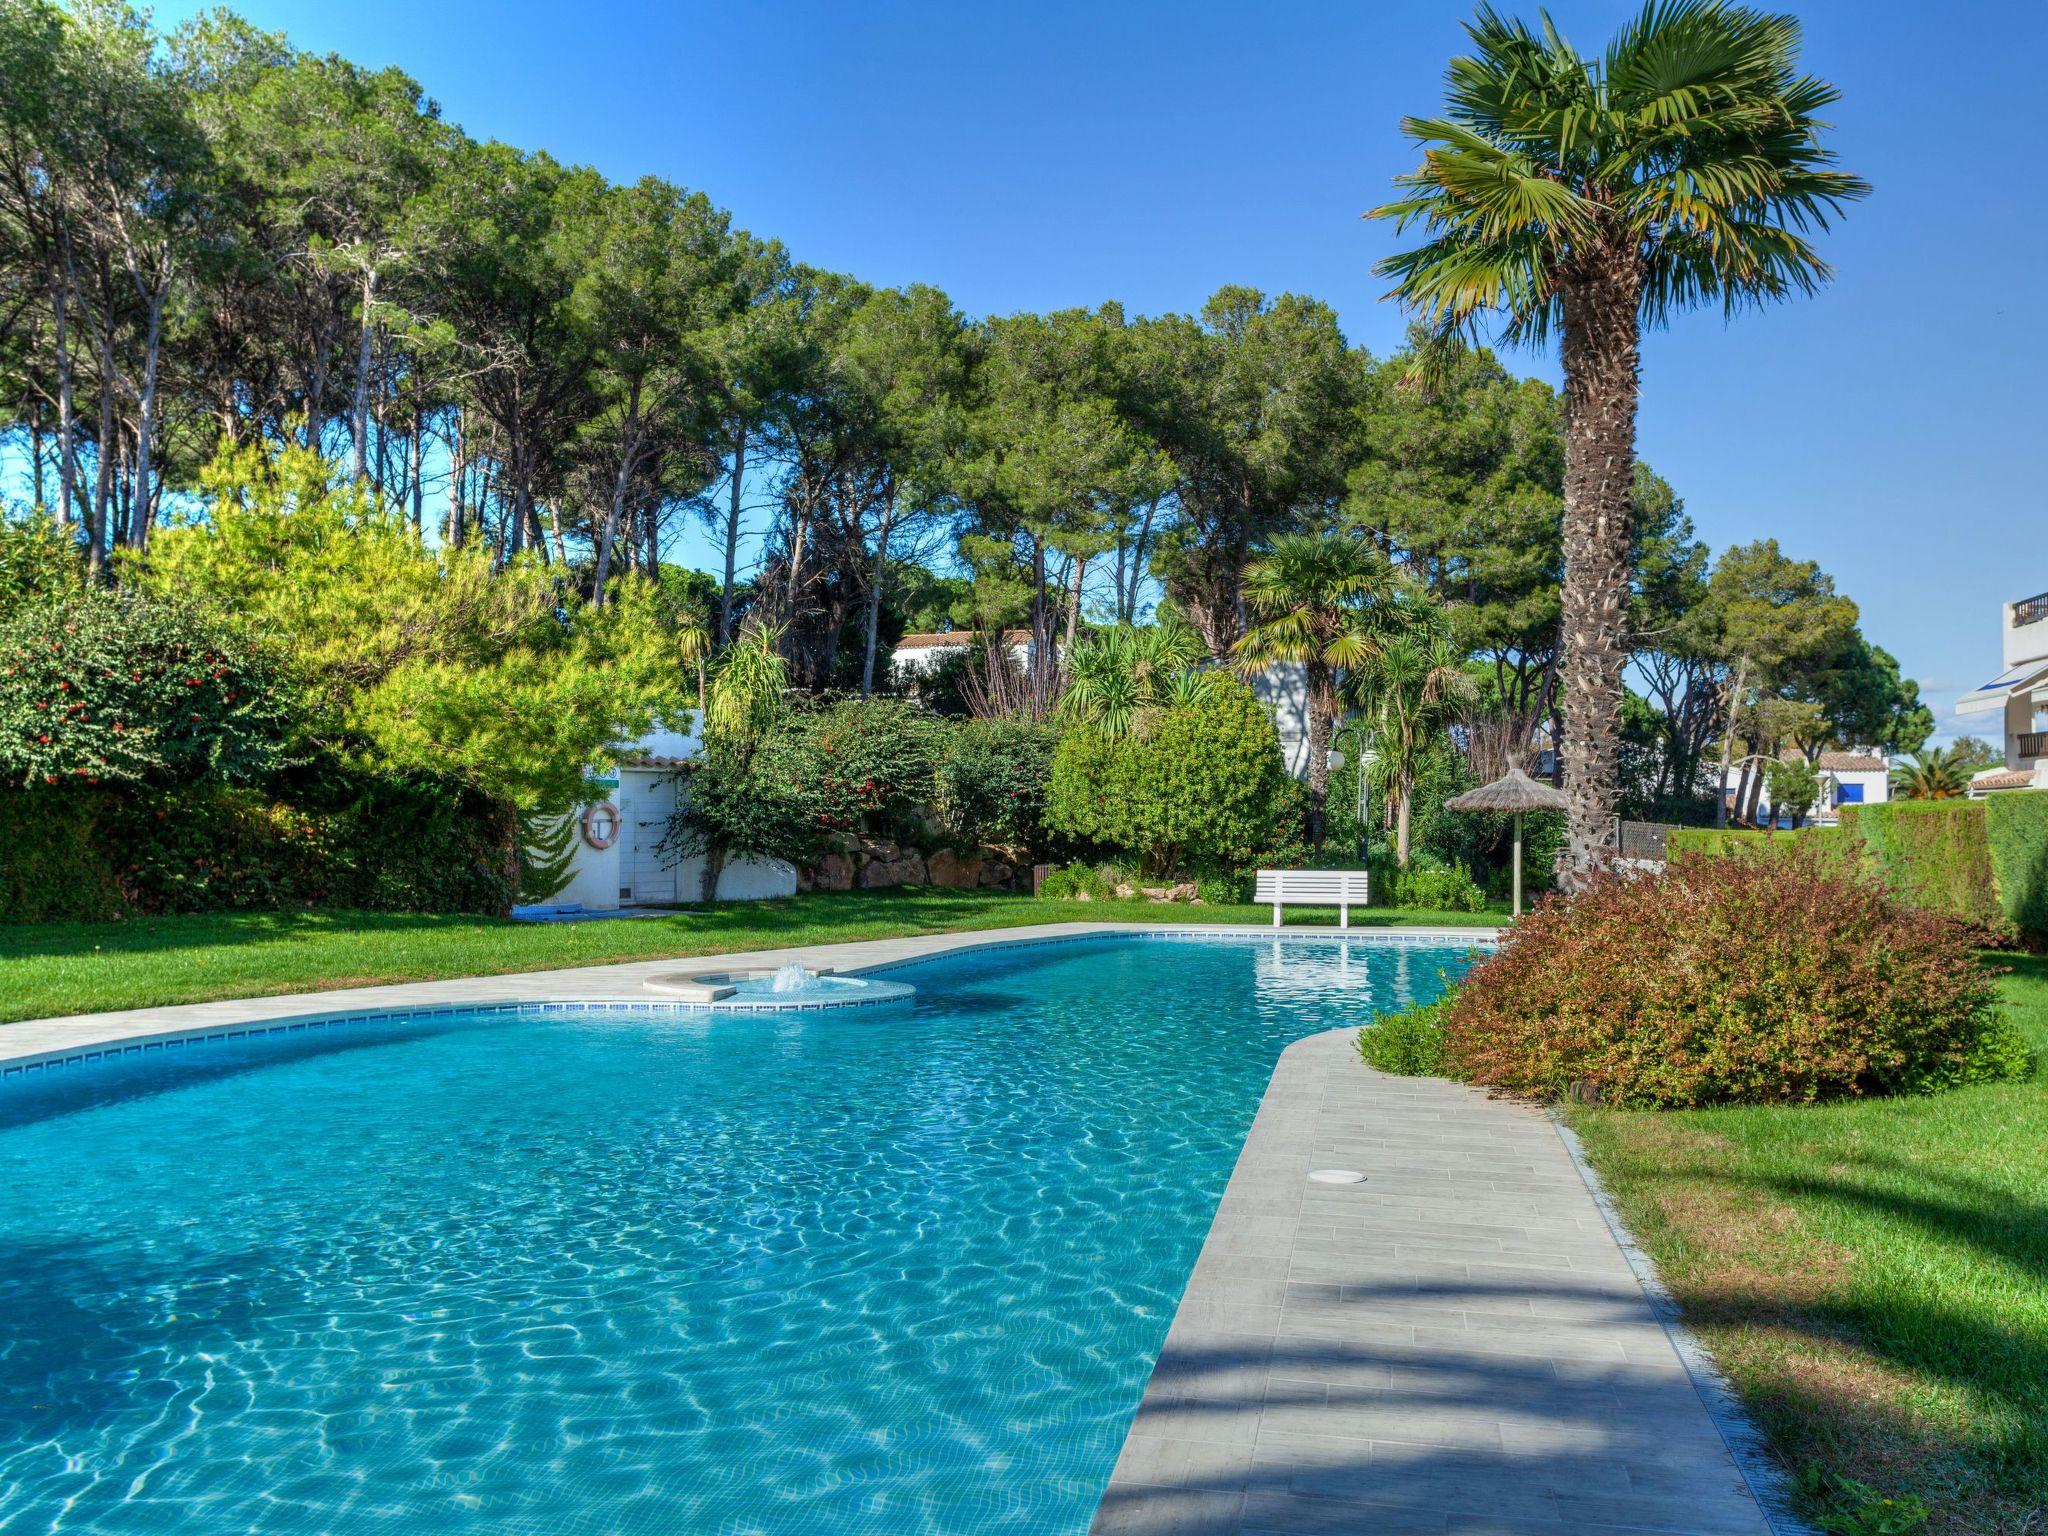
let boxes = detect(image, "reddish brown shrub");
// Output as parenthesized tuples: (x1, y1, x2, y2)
(1444, 850, 2023, 1108)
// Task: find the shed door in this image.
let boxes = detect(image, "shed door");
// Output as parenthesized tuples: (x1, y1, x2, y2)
(619, 772, 679, 905)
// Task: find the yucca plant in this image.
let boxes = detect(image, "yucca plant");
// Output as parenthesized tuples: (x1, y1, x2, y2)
(703, 619, 787, 748)
(1234, 532, 1404, 849)
(1371, 1, 1866, 886)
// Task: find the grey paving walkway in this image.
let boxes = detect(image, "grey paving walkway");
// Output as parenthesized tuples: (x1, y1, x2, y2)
(1091, 1030, 1778, 1536)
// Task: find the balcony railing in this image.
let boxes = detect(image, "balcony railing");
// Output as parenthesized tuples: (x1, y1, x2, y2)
(2015, 592, 2048, 628)
(2020, 732, 2048, 761)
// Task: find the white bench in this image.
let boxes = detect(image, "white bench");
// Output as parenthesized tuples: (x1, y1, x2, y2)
(1253, 869, 1371, 928)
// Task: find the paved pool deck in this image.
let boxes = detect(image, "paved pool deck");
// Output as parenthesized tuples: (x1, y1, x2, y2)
(1091, 1028, 1788, 1536)
(5, 922, 1790, 1533)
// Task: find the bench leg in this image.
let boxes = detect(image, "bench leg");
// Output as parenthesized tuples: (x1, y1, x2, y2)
(1272, 902, 1282, 928)
(1340, 901, 1349, 929)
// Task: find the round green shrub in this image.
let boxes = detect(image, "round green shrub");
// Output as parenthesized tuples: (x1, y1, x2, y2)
(1037, 861, 1111, 901)
(1390, 860, 1488, 913)
(1044, 677, 1287, 877)
(1446, 850, 2024, 1108)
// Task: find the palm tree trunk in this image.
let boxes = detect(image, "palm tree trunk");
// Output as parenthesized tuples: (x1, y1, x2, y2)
(1555, 260, 1641, 889)
(1304, 664, 1335, 851)
(1395, 771, 1414, 868)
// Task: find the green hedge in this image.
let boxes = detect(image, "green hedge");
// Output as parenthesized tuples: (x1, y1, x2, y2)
(1668, 800, 2048, 940)
(1842, 802, 2004, 929)
(1986, 792, 2048, 935)
(0, 768, 516, 924)
(1666, 826, 1853, 866)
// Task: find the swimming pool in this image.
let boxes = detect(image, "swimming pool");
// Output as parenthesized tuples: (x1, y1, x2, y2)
(0, 933, 1481, 1535)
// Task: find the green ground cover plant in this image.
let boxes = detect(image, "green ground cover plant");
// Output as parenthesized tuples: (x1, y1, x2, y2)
(1355, 996, 1461, 1077)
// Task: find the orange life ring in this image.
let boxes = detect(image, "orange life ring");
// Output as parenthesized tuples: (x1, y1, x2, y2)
(581, 800, 621, 850)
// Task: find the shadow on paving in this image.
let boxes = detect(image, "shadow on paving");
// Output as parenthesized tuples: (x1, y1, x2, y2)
(1091, 1303, 1773, 1536)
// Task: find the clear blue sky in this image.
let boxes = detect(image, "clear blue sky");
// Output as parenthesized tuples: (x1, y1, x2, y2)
(153, 0, 2048, 743)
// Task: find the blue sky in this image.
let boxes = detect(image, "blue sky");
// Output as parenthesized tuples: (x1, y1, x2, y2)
(150, 0, 2048, 742)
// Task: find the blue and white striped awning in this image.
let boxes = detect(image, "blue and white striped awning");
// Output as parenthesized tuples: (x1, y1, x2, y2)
(1956, 660, 2048, 716)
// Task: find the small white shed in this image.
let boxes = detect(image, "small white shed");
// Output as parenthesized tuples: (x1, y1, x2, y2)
(540, 719, 798, 913)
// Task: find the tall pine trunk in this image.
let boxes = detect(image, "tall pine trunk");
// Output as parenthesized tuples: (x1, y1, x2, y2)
(445, 406, 466, 548)
(89, 355, 115, 574)
(51, 251, 77, 528)
(591, 380, 642, 605)
(130, 292, 166, 556)
(350, 267, 377, 483)
(408, 405, 425, 533)
(1555, 257, 1641, 889)
(860, 479, 895, 698)
(719, 426, 745, 646)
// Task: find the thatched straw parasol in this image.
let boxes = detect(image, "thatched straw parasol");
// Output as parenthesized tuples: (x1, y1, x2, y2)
(1445, 768, 1569, 917)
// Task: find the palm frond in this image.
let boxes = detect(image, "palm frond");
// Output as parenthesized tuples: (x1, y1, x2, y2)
(1369, 0, 1866, 344)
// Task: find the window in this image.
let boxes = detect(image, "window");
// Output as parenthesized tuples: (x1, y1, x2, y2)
(1835, 782, 1864, 806)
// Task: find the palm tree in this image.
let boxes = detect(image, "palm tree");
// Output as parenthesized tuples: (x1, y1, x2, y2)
(1371, 2, 1865, 887)
(1233, 533, 1401, 849)
(1892, 747, 1972, 802)
(1057, 620, 1212, 740)
(1354, 616, 1478, 868)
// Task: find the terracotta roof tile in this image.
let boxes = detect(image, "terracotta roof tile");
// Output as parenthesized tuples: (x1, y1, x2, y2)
(1971, 770, 2038, 791)
(893, 629, 1031, 649)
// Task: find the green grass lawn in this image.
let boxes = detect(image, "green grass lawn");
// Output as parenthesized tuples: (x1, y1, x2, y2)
(0, 889, 1505, 1025)
(1571, 954, 2048, 1536)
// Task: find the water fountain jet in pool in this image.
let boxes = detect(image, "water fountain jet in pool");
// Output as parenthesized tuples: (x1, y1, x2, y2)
(640, 964, 915, 1009)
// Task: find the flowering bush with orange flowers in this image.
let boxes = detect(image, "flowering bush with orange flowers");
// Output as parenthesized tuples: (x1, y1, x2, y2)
(1444, 849, 2028, 1108)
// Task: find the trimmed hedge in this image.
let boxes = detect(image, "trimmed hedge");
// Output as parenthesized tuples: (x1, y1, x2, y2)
(0, 768, 516, 924)
(1842, 801, 2003, 930)
(1666, 826, 1854, 867)
(1987, 792, 2048, 936)
(1671, 799, 2048, 941)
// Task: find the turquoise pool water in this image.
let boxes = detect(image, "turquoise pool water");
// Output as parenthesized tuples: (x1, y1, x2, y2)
(0, 934, 1479, 1535)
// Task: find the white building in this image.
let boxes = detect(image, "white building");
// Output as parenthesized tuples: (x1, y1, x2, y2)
(1956, 586, 2048, 794)
(543, 719, 798, 914)
(889, 629, 1034, 681)
(1752, 750, 1891, 828)
(1247, 662, 1323, 780)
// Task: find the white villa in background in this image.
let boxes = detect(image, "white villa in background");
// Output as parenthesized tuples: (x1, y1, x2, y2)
(1956, 586, 2048, 794)
(890, 629, 1035, 681)
(1754, 750, 1892, 828)
(1247, 664, 1321, 779)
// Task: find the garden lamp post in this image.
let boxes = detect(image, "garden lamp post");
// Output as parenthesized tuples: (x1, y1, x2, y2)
(1445, 768, 1570, 918)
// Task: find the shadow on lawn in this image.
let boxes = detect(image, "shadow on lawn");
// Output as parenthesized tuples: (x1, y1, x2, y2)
(0, 908, 494, 961)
